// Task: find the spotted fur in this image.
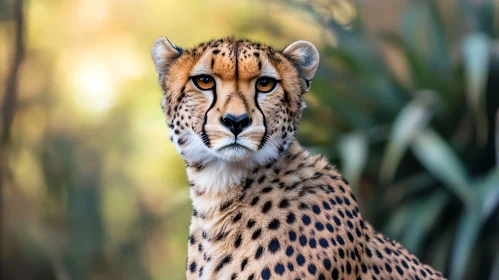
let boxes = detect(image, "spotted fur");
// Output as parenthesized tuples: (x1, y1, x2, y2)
(152, 37, 445, 280)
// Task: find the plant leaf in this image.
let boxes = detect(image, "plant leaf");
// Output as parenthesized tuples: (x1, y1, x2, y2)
(402, 190, 449, 255)
(412, 129, 474, 204)
(462, 32, 491, 145)
(380, 91, 438, 184)
(450, 204, 482, 280)
(475, 168, 499, 220)
(339, 131, 368, 190)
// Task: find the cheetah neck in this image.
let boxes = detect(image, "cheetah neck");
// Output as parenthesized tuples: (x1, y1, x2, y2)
(186, 141, 303, 217)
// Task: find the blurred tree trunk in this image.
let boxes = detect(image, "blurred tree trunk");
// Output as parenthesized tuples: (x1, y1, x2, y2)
(0, 0, 25, 278)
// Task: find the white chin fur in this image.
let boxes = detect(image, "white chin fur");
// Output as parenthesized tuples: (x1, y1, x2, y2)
(172, 128, 288, 194)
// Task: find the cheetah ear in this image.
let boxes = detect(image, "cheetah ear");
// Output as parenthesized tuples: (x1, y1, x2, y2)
(151, 37, 182, 75)
(283, 40, 320, 90)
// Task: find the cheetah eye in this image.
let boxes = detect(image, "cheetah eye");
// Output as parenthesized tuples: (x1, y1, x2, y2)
(256, 77, 277, 93)
(192, 75, 215, 91)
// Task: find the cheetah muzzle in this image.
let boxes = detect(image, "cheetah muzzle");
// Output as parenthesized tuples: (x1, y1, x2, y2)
(151, 37, 446, 280)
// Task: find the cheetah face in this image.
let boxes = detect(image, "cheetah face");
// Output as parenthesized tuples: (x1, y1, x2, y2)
(152, 38, 319, 166)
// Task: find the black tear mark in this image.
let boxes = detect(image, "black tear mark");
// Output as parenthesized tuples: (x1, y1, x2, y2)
(211, 58, 215, 69)
(201, 87, 217, 148)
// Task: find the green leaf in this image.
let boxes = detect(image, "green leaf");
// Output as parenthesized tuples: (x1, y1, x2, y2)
(491, 244, 499, 280)
(401, 0, 451, 77)
(380, 91, 438, 183)
(412, 129, 474, 204)
(462, 33, 491, 144)
(450, 205, 482, 280)
(475, 168, 499, 220)
(401, 190, 449, 255)
(462, 33, 491, 104)
(339, 131, 368, 190)
(387, 173, 435, 206)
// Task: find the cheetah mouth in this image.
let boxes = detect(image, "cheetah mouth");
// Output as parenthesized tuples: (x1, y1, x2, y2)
(219, 142, 250, 150)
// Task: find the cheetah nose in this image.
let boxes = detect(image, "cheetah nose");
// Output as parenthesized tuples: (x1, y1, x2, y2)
(221, 113, 252, 136)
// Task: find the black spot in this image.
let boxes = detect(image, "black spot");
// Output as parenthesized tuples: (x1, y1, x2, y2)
(268, 239, 280, 253)
(346, 261, 352, 274)
(262, 187, 273, 193)
(335, 196, 343, 204)
(220, 200, 233, 211)
(315, 222, 324, 231)
(312, 205, 321, 214)
(215, 255, 232, 271)
(319, 238, 329, 248)
(233, 212, 242, 222)
(255, 246, 263, 259)
(299, 203, 309, 210)
(296, 254, 305, 266)
(308, 264, 317, 275)
(309, 238, 317, 248)
(299, 235, 307, 246)
(252, 229, 262, 240)
(241, 258, 249, 271)
(326, 223, 334, 232)
(366, 248, 372, 258)
(250, 196, 260, 206)
(248, 274, 254, 280)
(333, 216, 341, 226)
(279, 199, 290, 208)
(268, 219, 280, 230)
(258, 175, 266, 184)
(289, 230, 297, 242)
(385, 263, 392, 273)
(338, 248, 345, 259)
(376, 250, 383, 259)
(189, 262, 197, 273)
(288, 262, 294, 271)
(274, 263, 285, 275)
(247, 219, 255, 228)
(323, 259, 331, 270)
(244, 178, 254, 189)
(396, 265, 404, 275)
(261, 267, 271, 280)
(322, 201, 331, 210)
(332, 268, 339, 280)
(234, 234, 242, 248)
(347, 232, 354, 242)
(189, 235, 195, 245)
(302, 215, 311, 225)
(287, 212, 296, 224)
(213, 49, 221, 54)
(286, 246, 294, 256)
(361, 263, 367, 274)
(262, 201, 272, 213)
(337, 235, 345, 245)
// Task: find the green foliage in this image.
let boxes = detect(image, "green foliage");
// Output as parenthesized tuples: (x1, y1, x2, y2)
(289, 1, 499, 279)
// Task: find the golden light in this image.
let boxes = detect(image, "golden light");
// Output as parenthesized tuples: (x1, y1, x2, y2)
(72, 60, 117, 114)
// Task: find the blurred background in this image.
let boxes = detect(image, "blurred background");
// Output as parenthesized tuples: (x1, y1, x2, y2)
(0, 0, 498, 279)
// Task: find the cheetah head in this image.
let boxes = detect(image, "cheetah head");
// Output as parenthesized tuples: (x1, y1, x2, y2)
(152, 37, 319, 169)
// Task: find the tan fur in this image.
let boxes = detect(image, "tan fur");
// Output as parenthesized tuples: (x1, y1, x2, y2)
(152, 37, 445, 280)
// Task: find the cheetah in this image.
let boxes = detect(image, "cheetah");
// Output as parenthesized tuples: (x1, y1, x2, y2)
(151, 37, 446, 280)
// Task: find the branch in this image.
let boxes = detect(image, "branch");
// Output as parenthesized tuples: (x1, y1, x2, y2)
(0, 0, 25, 277)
